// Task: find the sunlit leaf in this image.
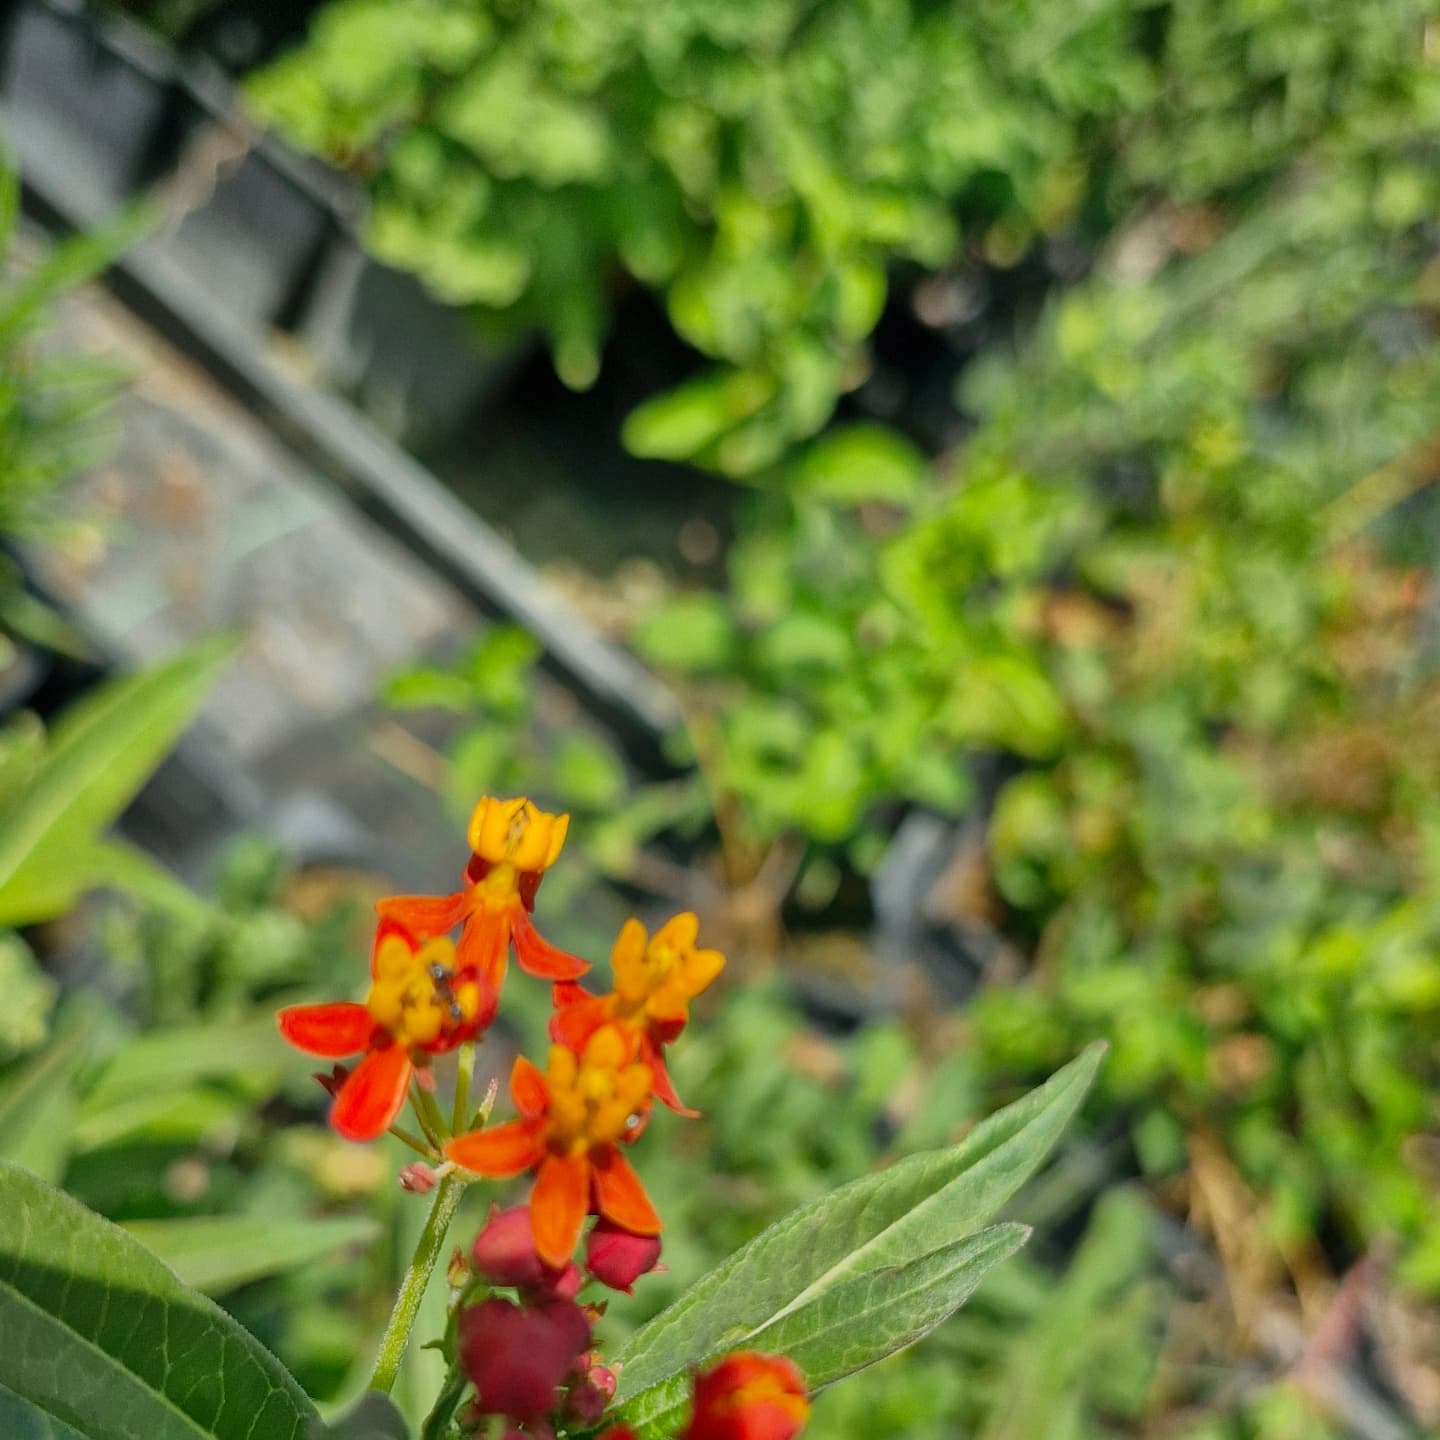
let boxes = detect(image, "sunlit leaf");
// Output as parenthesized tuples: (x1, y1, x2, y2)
(611, 1045, 1104, 1437)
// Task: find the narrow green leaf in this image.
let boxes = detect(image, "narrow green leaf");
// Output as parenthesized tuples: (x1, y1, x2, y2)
(0, 203, 152, 348)
(0, 1160, 316, 1440)
(616, 1225, 1030, 1438)
(123, 1216, 382, 1296)
(0, 995, 117, 1180)
(0, 840, 208, 930)
(0, 641, 234, 924)
(0, 1039, 84, 1182)
(71, 1088, 246, 1152)
(614, 1044, 1103, 1409)
(82, 1016, 287, 1109)
(83, 841, 214, 923)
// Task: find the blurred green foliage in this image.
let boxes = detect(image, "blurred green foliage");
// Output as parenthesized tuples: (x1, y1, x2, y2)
(0, 641, 235, 929)
(348, 1, 1440, 1430)
(245, 0, 1141, 466)
(252, 0, 1433, 481)
(615, 0, 1440, 1300)
(8, 0, 1435, 1434)
(617, 980, 1356, 1440)
(0, 158, 136, 662)
(0, 823, 433, 1405)
(0, 163, 123, 542)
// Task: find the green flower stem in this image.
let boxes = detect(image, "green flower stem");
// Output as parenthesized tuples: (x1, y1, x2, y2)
(411, 1082, 449, 1148)
(452, 1044, 475, 1135)
(369, 1171, 467, 1395)
(389, 1124, 437, 1158)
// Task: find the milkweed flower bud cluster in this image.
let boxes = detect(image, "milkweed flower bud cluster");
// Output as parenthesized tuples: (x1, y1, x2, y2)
(277, 796, 810, 1439)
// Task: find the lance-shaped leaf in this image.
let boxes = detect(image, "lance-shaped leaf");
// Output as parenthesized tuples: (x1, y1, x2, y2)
(123, 1216, 383, 1297)
(0, 639, 233, 927)
(0, 1160, 316, 1440)
(615, 1224, 1030, 1438)
(610, 1043, 1104, 1434)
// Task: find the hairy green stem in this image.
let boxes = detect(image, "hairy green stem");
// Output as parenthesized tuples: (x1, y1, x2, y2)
(369, 1172, 466, 1394)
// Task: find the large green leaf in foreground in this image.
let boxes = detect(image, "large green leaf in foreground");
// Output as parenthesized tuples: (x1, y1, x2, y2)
(0, 1161, 315, 1440)
(610, 1043, 1105, 1439)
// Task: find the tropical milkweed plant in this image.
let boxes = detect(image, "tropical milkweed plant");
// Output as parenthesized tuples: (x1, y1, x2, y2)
(0, 795, 1102, 1440)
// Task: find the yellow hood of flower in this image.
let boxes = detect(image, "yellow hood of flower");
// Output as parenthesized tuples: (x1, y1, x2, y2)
(612, 913, 725, 1025)
(467, 796, 570, 875)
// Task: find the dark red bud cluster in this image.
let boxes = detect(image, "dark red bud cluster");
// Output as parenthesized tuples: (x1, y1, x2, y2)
(471, 1206, 581, 1301)
(458, 1296, 591, 1425)
(585, 1217, 662, 1294)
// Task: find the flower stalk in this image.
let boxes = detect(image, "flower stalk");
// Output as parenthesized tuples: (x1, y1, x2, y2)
(452, 1043, 475, 1135)
(278, 796, 804, 1438)
(369, 1169, 467, 1395)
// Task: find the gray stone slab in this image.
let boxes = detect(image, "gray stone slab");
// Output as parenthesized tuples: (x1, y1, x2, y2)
(29, 272, 474, 765)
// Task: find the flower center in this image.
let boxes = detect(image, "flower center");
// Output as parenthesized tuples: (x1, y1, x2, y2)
(367, 935, 485, 1049)
(477, 860, 520, 899)
(544, 1034, 652, 1154)
(720, 1378, 809, 1424)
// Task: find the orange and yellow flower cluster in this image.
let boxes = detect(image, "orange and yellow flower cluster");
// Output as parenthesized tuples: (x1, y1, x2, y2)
(278, 797, 582, 1139)
(275, 796, 807, 1439)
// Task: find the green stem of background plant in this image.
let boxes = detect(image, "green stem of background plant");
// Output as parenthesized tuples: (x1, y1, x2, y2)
(411, 1082, 448, 1148)
(419, 1362, 470, 1440)
(452, 1043, 474, 1134)
(369, 1171, 466, 1395)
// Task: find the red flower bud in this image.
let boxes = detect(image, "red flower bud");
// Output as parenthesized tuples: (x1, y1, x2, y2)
(585, 1217, 662, 1294)
(564, 1375, 609, 1428)
(683, 1352, 810, 1440)
(472, 1206, 583, 1299)
(399, 1163, 438, 1194)
(472, 1206, 549, 1288)
(561, 1360, 618, 1426)
(459, 1297, 592, 1424)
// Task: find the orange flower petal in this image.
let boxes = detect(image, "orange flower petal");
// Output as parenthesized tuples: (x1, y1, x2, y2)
(592, 1146, 660, 1236)
(278, 1002, 376, 1057)
(648, 1047, 700, 1118)
(375, 891, 471, 940)
(447, 1119, 547, 1177)
(551, 980, 587, 1008)
(511, 1054, 550, 1118)
(330, 1043, 412, 1141)
(531, 1151, 590, 1269)
(687, 1354, 809, 1440)
(458, 908, 511, 992)
(548, 991, 610, 1052)
(512, 906, 589, 981)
